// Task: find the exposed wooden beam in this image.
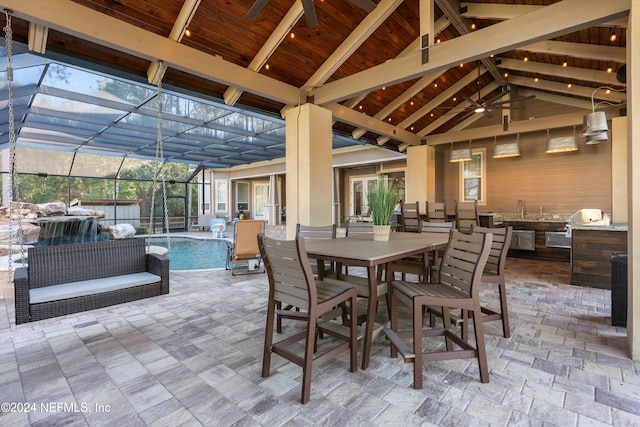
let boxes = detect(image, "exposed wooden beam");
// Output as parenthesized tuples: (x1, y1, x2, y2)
(326, 104, 421, 146)
(2, 0, 301, 105)
(508, 75, 627, 104)
(224, 2, 304, 105)
(498, 57, 623, 87)
(435, 0, 506, 86)
(376, 67, 490, 145)
(460, 2, 628, 28)
(310, 0, 630, 105)
(517, 88, 593, 110)
(304, 0, 403, 89)
(352, 71, 440, 140)
(418, 81, 500, 137)
(349, 15, 451, 138)
(423, 106, 621, 145)
(520, 40, 626, 63)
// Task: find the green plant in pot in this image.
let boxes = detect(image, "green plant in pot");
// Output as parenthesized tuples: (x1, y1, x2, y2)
(368, 175, 403, 241)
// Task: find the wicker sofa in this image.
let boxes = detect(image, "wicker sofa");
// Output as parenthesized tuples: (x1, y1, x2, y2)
(14, 239, 169, 325)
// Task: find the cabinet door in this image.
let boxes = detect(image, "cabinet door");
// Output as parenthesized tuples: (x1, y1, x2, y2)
(511, 230, 535, 251)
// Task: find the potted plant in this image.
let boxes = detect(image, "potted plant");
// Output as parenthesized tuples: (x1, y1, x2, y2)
(368, 175, 403, 241)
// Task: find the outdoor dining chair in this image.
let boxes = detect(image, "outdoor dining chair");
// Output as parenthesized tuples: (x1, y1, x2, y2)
(383, 229, 493, 389)
(390, 221, 455, 282)
(426, 201, 448, 223)
(343, 220, 388, 321)
(225, 219, 265, 275)
(427, 225, 513, 341)
(471, 224, 513, 338)
(455, 200, 480, 234)
(258, 234, 358, 404)
(273, 223, 341, 333)
(400, 201, 421, 233)
(296, 223, 337, 276)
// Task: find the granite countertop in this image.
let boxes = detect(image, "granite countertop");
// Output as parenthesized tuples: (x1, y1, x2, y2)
(571, 223, 628, 231)
(488, 213, 570, 223)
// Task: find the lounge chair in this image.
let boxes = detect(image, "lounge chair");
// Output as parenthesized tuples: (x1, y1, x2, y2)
(226, 219, 265, 275)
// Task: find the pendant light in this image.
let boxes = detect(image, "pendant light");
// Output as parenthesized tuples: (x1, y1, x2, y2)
(493, 134, 521, 158)
(581, 86, 626, 143)
(546, 128, 578, 154)
(449, 141, 472, 162)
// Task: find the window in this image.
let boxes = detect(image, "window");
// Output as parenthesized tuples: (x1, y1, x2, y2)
(202, 181, 211, 212)
(460, 148, 486, 204)
(236, 182, 249, 212)
(215, 179, 227, 212)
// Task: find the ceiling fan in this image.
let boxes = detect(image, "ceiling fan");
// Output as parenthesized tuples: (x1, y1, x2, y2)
(459, 67, 535, 119)
(246, 0, 377, 28)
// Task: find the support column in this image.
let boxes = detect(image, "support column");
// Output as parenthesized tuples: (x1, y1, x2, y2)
(628, 1, 640, 359)
(285, 103, 333, 239)
(405, 145, 435, 213)
(611, 117, 627, 223)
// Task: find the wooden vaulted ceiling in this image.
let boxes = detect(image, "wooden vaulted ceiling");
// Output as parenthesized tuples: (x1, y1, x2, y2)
(1, 0, 630, 161)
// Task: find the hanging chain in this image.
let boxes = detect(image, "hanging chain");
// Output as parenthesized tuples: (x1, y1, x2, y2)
(148, 75, 170, 250)
(4, 9, 26, 273)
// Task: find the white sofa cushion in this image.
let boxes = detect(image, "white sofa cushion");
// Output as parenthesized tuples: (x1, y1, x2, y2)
(29, 272, 161, 304)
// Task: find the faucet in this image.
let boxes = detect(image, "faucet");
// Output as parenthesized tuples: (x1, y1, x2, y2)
(517, 200, 524, 219)
(539, 206, 544, 220)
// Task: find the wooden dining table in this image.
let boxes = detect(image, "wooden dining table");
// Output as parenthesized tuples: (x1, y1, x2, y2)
(304, 231, 449, 370)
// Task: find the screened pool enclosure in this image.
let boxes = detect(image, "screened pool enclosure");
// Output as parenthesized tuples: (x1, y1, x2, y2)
(0, 38, 362, 231)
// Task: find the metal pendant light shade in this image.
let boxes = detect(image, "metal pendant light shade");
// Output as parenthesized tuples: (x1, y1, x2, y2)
(585, 131, 608, 144)
(493, 134, 521, 158)
(449, 141, 472, 162)
(546, 128, 578, 153)
(581, 111, 608, 136)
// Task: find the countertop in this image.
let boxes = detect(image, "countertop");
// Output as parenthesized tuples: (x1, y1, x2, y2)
(571, 223, 628, 231)
(488, 213, 570, 224)
(499, 218, 569, 223)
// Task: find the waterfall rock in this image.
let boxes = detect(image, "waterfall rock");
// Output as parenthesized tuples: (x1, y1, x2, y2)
(107, 223, 136, 239)
(0, 221, 41, 247)
(68, 206, 105, 217)
(37, 202, 67, 216)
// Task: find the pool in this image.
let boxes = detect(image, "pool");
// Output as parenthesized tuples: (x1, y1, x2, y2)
(144, 236, 229, 270)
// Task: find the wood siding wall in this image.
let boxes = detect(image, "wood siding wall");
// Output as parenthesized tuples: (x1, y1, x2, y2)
(436, 126, 613, 218)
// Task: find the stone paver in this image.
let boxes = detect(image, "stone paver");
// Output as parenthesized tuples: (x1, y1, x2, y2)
(0, 241, 638, 426)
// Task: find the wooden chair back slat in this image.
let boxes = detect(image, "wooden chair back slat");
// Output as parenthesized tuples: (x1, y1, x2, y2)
(259, 236, 315, 311)
(426, 202, 448, 223)
(400, 201, 421, 233)
(438, 230, 493, 297)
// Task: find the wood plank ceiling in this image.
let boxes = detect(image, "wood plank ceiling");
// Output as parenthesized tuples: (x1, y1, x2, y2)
(1, 0, 630, 163)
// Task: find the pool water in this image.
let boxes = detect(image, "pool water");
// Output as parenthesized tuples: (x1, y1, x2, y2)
(144, 237, 229, 270)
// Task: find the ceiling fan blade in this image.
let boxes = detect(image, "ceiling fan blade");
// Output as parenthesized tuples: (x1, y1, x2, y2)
(463, 95, 483, 108)
(482, 109, 494, 118)
(487, 94, 536, 108)
(483, 89, 511, 107)
(350, 0, 377, 13)
(301, 0, 319, 27)
(245, 0, 269, 18)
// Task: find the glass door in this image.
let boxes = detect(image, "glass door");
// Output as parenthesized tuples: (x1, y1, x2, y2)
(253, 182, 269, 220)
(349, 176, 378, 218)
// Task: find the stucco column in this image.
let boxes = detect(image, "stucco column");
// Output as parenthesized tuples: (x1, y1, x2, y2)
(285, 103, 333, 239)
(405, 145, 436, 213)
(628, 1, 639, 359)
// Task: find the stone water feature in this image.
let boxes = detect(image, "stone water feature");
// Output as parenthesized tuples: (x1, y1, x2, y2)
(0, 201, 106, 298)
